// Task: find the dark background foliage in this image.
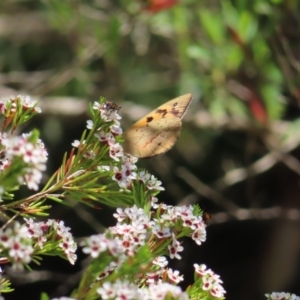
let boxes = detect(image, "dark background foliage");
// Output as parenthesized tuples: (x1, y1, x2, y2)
(1, 0, 300, 299)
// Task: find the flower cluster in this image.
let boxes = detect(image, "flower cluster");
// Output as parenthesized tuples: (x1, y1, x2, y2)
(81, 233, 124, 261)
(80, 203, 209, 299)
(25, 219, 77, 265)
(0, 219, 77, 270)
(0, 133, 48, 191)
(194, 264, 226, 298)
(153, 204, 207, 247)
(80, 206, 148, 264)
(0, 95, 41, 138)
(0, 95, 41, 117)
(73, 100, 164, 192)
(266, 292, 300, 300)
(0, 222, 33, 270)
(82, 204, 207, 263)
(96, 279, 189, 300)
(92, 101, 139, 189)
(110, 205, 149, 252)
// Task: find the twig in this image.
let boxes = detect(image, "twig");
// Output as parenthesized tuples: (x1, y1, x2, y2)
(209, 206, 300, 224)
(176, 166, 240, 216)
(213, 122, 300, 190)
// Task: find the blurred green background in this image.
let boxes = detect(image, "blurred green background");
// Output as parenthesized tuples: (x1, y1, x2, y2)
(1, 0, 300, 299)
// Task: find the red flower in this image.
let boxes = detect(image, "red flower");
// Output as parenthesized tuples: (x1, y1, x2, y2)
(146, 0, 178, 13)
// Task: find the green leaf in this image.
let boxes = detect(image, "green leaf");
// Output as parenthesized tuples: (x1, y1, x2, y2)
(40, 293, 50, 300)
(199, 10, 225, 45)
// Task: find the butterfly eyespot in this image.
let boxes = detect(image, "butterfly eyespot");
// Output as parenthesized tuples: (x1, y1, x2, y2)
(122, 94, 192, 158)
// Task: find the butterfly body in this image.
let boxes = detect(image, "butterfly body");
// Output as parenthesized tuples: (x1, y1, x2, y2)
(123, 94, 192, 158)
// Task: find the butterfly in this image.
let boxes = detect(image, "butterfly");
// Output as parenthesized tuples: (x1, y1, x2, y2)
(122, 94, 192, 158)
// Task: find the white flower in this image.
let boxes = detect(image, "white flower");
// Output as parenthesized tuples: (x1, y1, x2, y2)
(86, 120, 93, 129)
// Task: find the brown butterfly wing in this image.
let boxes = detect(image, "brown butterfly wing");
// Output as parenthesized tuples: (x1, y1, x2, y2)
(123, 94, 192, 158)
(123, 117, 182, 158)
